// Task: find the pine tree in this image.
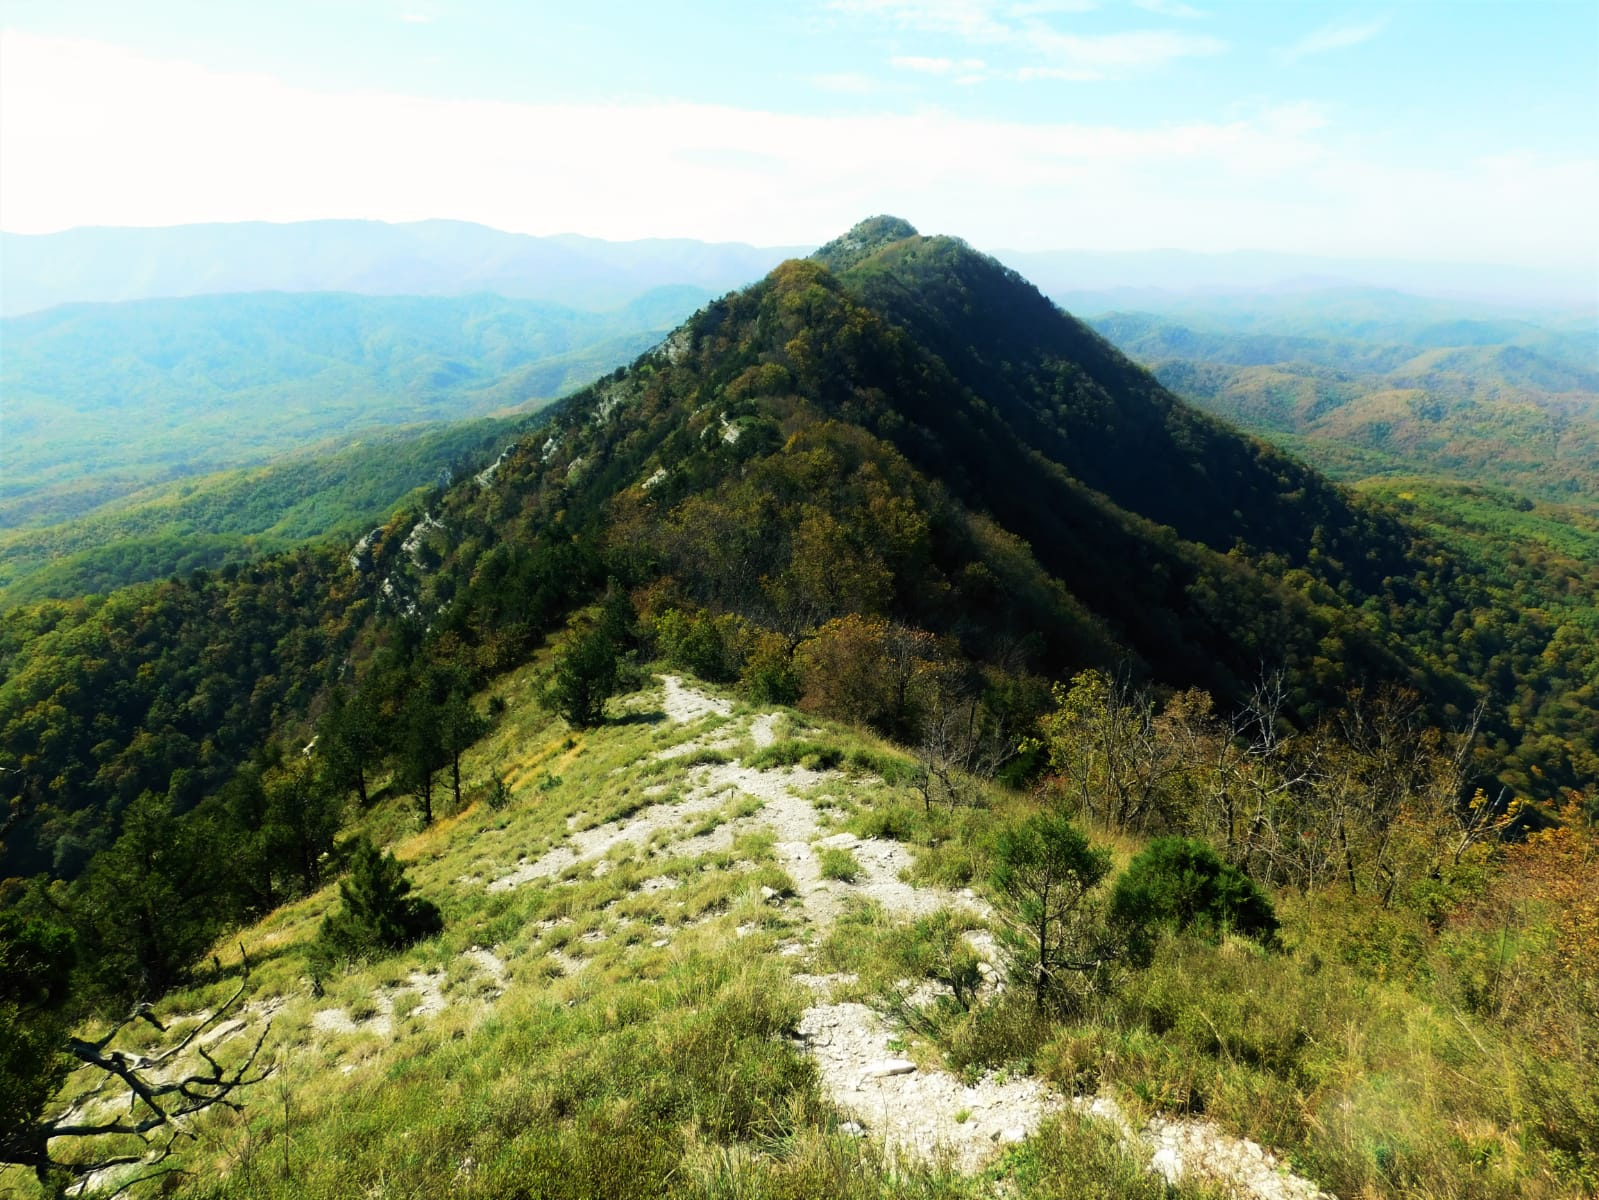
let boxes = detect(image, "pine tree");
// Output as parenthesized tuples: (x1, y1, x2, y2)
(320, 686, 382, 807)
(398, 694, 448, 824)
(547, 627, 620, 728)
(316, 839, 442, 964)
(439, 690, 489, 812)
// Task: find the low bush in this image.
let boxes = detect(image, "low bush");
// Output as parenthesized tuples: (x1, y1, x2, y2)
(313, 838, 443, 972)
(845, 747, 922, 787)
(1109, 837, 1278, 947)
(747, 739, 843, 771)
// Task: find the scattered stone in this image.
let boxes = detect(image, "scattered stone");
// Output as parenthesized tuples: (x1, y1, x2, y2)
(798, 1001, 1061, 1171)
(1150, 1144, 1183, 1182)
(749, 713, 780, 748)
(197, 1018, 247, 1048)
(866, 1058, 917, 1078)
(660, 674, 732, 724)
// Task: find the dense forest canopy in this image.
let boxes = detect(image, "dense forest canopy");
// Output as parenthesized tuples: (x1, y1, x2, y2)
(1089, 307, 1599, 513)
(1, 217, 1593, 1002)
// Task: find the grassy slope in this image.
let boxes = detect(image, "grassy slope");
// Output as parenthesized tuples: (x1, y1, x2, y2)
(24, 667, 1590, 1200)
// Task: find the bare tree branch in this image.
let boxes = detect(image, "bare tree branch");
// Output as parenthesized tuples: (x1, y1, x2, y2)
(7, 964, 274, 1194)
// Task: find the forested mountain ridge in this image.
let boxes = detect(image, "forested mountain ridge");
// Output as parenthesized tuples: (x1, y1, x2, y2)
(394, 218, 1434, 704)
(3, 218, 1593, 906)
(1090, 309, 1599, 511)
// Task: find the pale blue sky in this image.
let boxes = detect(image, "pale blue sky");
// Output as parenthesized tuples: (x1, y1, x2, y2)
(1, 1, 1595, 267)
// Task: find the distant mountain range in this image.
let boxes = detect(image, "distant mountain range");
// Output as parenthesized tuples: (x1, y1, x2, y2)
(1, 289, 711, 529)
(1089, 306, 1599, 511)
(0, 220, 805, 315)
(5, 219, 1593, 316)
(995, 249, 1597, 313)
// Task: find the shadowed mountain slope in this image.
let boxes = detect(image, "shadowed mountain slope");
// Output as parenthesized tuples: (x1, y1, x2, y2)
(407, 220, 1451, 711)
(9, 219, 1595, 892)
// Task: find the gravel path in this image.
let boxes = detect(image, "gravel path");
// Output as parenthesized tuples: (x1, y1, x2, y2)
(638, 679, 1334, 1197)
(797, 1000, 1059, 1170)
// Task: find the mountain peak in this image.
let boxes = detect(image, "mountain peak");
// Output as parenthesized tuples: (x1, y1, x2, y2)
(811, 216, 919, 272)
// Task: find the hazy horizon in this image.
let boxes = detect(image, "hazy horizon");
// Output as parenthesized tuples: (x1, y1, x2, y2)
(2, 2, 1595, 274)
(4, 216, 1593, 315)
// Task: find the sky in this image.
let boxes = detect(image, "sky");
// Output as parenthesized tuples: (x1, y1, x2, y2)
(1, 1, 1596, 270)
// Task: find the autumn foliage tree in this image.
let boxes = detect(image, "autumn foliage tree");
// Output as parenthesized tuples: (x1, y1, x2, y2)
(795, 614, 938, 737)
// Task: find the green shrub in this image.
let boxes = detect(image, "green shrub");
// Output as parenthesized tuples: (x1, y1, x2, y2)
(747, 740, 843, 771)
(653, 608, 745, 683)
(989, 811, 1121, 1008)
(1110, 837, 1278, 947)
(740, 631, 801, 705)
(547, 626, 621, 727)
(314, 838, 443, 971)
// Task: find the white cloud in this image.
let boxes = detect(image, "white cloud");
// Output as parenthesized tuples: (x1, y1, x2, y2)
(1132, 0, 1205, 16)
(829, 0, 1015, 39)
(1020, 28, 1225, 77)
(890, 55, 988, 74)
(393, 1, 439, 24)
(0, 32, 1592, 269)
(811, 71, 882, 93)
(834, 0, 1224, 80)
(1279, 16, 1389, 63)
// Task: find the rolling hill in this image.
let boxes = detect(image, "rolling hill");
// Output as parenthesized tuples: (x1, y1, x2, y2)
(4, 218, 1597, 1200)
(1089, 306, 1599, 511)
(0, 288, 710, 534)
(11, 216, 1595, 890)
(0, 220, 801, 316)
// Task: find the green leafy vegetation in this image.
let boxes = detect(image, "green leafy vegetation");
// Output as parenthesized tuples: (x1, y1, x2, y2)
(0, 912, 75, 1178)
(1092, 308, 1599, 512)
(313, 839, 443, 971)
(0, 218, 1595, 1199)
(0, 290, 705, 525)
(988, 811, 1126, 1008)
(1108, 837, 1278, 945)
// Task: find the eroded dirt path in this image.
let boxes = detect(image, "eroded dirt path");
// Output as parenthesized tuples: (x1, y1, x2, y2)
(106, 677, 1329, 1198)
(486, 676, 1332, 1196)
